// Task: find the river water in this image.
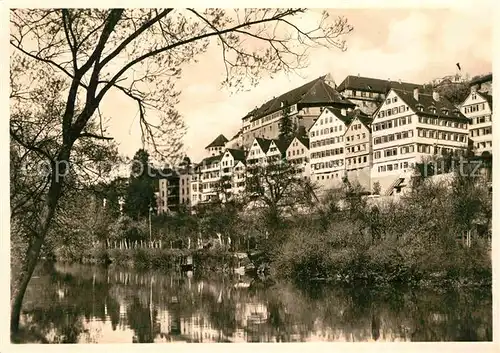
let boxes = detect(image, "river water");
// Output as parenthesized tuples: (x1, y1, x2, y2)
(19, 262, 491, 343)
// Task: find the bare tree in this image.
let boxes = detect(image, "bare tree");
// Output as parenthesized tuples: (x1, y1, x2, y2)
(9, 8, 353, 335)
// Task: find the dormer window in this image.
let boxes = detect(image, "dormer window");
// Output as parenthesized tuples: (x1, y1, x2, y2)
(416, 105, 424, 112)
(441, 108, 449, 115)
(429, 107, 437, 114)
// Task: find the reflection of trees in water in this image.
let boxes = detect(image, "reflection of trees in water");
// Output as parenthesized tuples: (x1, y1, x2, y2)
(22, 266, 120, 343)
(23, 263, 492, 343)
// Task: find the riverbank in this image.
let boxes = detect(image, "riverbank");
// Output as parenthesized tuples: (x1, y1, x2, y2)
(55, 246, 244, 273)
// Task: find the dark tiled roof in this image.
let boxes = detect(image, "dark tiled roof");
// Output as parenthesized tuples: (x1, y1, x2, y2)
(337, 75, 427, 94)
(296, 136, 310, 149)
(202, 154, 222, 165)
(226, 148, 246, 161)
(470, 73, 492, 86)
(325, 107, 356, 125)
(272, 139, 291, 154)
(254, 137, 273, 153)
(205, 134, 228, 148)
(393, 89, 468, 122)
(347, 109, 373, 130)
(247, 76, 354, 122)
(477, 91, 493, 108)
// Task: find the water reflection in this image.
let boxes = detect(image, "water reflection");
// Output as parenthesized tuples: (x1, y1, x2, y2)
(19, 262, 492, 343)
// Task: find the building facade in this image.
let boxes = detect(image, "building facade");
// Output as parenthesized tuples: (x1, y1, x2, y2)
(336, 75, 426, 115)
(461, 88, 493, 155)
(308, 107, 350, 191)
(219, 148, 247, 200)
(157, 170, 180, 213)
(371, 88, 469, 195)
(343, 109, 373, 191)
(200, 155, 222, 202)
(241, 75, 355, 148)
(286, 136, 310, 180)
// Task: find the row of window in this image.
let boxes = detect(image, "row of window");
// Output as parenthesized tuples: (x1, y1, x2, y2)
(311, 159, 344, 170)
(474, 141, 493, 149)
(376, 161, 413, 173)
(372, 115, 413, 132)
(470, 127, 492, 137)
(470, 115, 492, 125)
(310, 124, 344, 138)
(418, 116, 467, 129)
(310, 147, 344, 159)
(287, 148, 305, 157)
(311, 136, 344, 149)
(315, 172, 343, 181)
(378, 105, 410, 118)
(346, 156, 368, 165)
(374, 130, 414, 145)
(463, 103, 487, 114)
(346, 144, 367, 153)
(374, 145, 415, 159)
(350, 123, 363, 131)
(417, 129, 468, 142)
(346, 132, 367, 142)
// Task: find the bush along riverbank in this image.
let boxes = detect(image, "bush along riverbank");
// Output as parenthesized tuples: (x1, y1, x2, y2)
(54, 245, 242, 273)
(271, 222, 491, 288)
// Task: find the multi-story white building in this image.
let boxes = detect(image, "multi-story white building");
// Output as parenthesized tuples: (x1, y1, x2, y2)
(308, 107, 352, 191)
(371, 88, 469, 195)
(199, 155, 222, 202)
(343, 109, 373, 191)
(246, 138, 272, 166)
(219, 148, 247, 200)
(179, 173, 191, 207)
(286, 136, 310, 180)
(190, 164, 202, 207)
(241, 74, 355, 148)
(461, 87, 493, 155)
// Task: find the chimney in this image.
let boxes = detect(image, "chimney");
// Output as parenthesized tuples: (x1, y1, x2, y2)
(432, 91, 440, 101)
(357, 73, 360, 77)
(398, 79, 402, 84)
(341, 108, 346, 116)
(413, 87, 419, 101)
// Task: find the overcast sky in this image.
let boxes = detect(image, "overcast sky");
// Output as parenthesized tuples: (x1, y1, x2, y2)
(101, 6, 492, 166)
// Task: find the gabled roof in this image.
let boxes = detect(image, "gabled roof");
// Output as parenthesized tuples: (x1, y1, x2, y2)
(392, 89, 468, 121)
(246, 76, 354, 122)
(308, 106, 356, 132)
(346, 109, 372, 130)
(337, 75, 427, 94)
(253, 137, 273, 153)
(325, 107, 356, 124)
(477, 91, 493, 108)
(272, 139, 291, 154)
(226, 148, 246, 161)
(205, 134, 228, 149)
(295, 136, 310, 149)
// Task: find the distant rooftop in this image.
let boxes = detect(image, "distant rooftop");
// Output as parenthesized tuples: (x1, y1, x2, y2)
(244, 75, 354, 122)
(337, 75, 427, 94)
(205, 134, 228, 149)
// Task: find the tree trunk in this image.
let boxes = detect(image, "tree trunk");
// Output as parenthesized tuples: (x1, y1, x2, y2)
(11, 176, 63, 336)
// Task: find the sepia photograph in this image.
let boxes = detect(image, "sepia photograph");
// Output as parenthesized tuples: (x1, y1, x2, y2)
(8, 3, 494, 345)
